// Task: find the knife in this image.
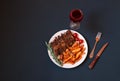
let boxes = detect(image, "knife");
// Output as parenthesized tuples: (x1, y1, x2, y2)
(89, 42, 109, 69)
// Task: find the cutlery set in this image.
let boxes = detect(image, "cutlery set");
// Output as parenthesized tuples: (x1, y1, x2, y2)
(88, 32, 108, 69)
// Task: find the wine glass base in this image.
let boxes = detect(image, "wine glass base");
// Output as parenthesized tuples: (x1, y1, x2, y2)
(70, 21, 80, 30)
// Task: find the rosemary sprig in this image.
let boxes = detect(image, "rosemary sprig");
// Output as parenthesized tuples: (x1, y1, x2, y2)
(45, 42, 63, 66)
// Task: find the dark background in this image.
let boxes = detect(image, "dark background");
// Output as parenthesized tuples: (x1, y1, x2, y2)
(1, 0, 120, 81)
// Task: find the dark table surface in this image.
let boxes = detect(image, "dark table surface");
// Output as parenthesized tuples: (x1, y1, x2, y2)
(1, 0, 120, 81)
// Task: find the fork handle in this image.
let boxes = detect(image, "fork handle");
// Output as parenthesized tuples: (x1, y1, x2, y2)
(89, 41, 97, 59)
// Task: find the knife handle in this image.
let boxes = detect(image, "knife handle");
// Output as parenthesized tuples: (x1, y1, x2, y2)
(89, 56, 100, 69)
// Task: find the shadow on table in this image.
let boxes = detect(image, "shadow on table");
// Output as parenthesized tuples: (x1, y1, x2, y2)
(85, 10, 105, 33)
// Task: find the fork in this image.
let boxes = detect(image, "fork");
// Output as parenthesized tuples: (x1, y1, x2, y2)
(89, 32, 102, 59)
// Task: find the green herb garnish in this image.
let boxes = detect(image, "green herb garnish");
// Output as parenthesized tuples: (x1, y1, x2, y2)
(45, 41, 63, 66)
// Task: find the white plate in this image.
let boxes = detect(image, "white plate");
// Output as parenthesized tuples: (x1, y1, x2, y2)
(48, 29, 88, 68)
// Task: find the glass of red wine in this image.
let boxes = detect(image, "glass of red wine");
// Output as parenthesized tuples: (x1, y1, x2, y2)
(69, 9, 83, 30)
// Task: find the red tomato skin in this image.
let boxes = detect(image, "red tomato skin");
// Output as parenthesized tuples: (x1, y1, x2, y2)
(73, 33, 84, 44)
(73, 33, 78, 38)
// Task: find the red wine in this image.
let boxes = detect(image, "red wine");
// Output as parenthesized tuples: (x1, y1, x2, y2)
(69, 9, 83, 22)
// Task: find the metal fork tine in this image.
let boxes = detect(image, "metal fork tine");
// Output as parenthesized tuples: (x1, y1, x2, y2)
(96, 32, 102, 38)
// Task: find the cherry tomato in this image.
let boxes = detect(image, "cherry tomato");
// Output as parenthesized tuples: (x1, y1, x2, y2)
(73, 33, 78, 38)
(73, 33, 84, 44)
(79, 39, 84, 44)
(75, 37, 79, 41)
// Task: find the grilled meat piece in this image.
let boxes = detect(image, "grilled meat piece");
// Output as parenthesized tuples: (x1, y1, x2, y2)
(50, 30, 76, 56)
